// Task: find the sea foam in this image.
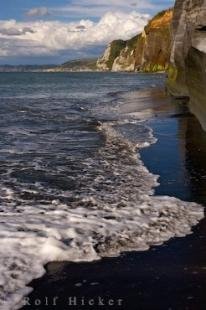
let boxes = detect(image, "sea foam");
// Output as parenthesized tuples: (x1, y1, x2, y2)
(0, 121, 204, 310)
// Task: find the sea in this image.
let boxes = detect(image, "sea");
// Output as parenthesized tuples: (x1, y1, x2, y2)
(0, 72, 204, 310)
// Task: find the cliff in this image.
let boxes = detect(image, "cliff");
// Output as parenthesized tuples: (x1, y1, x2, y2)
(96, 40, 126, 71)
(112, 35, 139, 72)
(97, 9, 173, 72)
(167, 0, 206, 130)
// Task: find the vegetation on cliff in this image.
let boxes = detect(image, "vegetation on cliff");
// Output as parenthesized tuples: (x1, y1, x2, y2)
(96, 40, 126, 71)
(105, 40, 127, 70)
(46, 58, 98, 72)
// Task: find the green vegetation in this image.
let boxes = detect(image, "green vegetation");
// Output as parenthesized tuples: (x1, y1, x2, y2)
(126, 34, 139, 51)
(61, 58, 97, 71)
(144, 64, 169, 74)
(106, 40, 126, 70)
(167, 64, 178, 82)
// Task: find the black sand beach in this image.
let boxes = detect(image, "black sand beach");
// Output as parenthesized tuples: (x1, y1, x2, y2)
(21, 90, 206, 310)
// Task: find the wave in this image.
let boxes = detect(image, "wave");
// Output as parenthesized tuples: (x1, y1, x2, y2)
(0, 120, 204, 310)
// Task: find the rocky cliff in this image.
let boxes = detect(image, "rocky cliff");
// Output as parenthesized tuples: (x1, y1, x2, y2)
(167, 0, 206, 130)
(96, 40, 126, 71)
(97, 9, 173, 72)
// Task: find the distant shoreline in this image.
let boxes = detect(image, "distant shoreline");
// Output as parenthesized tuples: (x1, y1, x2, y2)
(0, 70, 167, 73)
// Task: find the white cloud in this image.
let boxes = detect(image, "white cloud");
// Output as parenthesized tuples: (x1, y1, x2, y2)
(0, 27, 34, 36)
(0, 11, 149, 58)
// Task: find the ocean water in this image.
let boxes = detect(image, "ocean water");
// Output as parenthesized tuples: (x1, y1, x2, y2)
(0, 72, 204, 310)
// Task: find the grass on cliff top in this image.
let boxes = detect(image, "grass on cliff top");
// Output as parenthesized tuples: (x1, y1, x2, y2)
(152, 8, 173, 20)
(145, 7, 173, 32)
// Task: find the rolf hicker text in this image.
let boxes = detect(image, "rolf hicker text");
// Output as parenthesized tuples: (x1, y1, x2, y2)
(23, 296, 124, 307)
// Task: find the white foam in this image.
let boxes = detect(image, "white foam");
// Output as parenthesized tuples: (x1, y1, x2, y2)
(0, 121, 204, 310)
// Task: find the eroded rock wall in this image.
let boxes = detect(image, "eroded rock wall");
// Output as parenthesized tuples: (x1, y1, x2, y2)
(134, 9, 173, 72)
(167, 0, 206, 130)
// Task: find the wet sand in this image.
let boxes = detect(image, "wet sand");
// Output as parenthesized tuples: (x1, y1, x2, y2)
(21, 91, 206, 310)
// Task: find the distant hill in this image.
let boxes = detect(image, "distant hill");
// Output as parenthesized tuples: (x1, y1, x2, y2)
(62, 58, 97, 70)
(47, 58, 98, 72)
(0, 65, 56, 72)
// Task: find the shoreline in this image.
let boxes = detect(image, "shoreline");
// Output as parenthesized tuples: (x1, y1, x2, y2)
(21, 89, 206, 310)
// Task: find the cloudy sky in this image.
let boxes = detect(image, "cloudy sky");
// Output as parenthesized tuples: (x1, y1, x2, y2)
(0, 0, 174, 65)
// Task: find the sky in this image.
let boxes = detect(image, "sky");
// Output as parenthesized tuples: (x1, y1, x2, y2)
(0, 0, 175, 65)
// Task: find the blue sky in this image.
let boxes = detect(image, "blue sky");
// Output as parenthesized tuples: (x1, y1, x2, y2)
(0, 0, 175, 64)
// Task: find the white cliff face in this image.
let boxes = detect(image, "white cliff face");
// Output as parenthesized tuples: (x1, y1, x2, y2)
(112, 47, 135, 72)
(168, 0, 206, 130)
(96, 44, 112, 71)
